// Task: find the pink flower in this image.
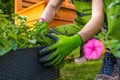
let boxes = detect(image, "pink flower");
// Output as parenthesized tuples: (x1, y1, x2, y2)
(83, 38, 105, 60)
(40, 18, 46, 22)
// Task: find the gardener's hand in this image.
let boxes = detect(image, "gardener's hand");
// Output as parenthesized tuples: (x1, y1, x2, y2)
(38, 34, 83, 67)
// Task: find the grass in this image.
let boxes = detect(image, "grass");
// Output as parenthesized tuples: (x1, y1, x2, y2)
(58, 57, 103, 80)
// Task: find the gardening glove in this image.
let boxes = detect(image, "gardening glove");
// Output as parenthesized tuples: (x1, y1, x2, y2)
(38, 34, 83, 67)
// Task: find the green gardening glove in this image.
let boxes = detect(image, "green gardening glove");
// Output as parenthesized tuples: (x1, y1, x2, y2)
(38, 34, 83, 67)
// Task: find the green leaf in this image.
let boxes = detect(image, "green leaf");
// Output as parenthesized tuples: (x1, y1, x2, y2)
(0, 47, 12, 56)
(113, 51, 120, 58)
(9, 40, 17, 50)
(28, 39, 37, 44)
(0, 47, 7, 56)
(112, 43, 120, 50)
(42, 21, 49, 29)
(9, 31, 17, 40)
(108, 39, 119, 44)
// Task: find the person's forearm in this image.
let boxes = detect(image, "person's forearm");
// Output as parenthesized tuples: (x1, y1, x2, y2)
(40, 4, 57, 22)
(78, 15, 104, 42)
(40, 0, 63, 22)
(78, 0, 104, 42)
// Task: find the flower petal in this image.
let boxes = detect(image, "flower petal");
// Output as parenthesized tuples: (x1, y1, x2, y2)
(83, 38, 105, 60)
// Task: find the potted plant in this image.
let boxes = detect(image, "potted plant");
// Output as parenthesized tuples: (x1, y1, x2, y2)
(96, 29, 120, 76)
(0, 11, 59, 80)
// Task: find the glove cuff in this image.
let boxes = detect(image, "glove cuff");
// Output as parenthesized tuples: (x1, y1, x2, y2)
(76, 34, 83, 43)
(72, 34, 83, 47)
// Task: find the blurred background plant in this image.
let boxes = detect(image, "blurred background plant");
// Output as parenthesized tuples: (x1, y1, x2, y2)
(0, 0, 14, 20)
(0, 13, 53, 56)
(96, 29, 120, 58)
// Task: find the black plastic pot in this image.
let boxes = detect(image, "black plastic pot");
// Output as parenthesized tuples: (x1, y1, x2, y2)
(0, 47, 60, 80)
(117, 58, 120, 76)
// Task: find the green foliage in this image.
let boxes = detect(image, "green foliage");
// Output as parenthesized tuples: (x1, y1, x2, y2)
(96, 29, 120, 58)
(0, 0, 14, 20)
(0, 13, 53, 56)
